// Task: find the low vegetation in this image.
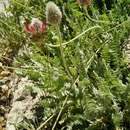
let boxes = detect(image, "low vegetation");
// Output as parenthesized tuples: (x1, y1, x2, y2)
(1, 0, 130, 130)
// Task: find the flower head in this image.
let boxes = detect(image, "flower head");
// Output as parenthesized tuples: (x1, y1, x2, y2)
(24, 18, 47, 38)
(46, 1, 62, 25)
(77, 0, 92, 6)
(24, 18, 47, 41)
(24, 18, 47, 35)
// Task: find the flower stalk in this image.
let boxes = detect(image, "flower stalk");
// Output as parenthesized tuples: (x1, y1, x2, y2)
(56, 25, 73, 80)
(46, 1, 73, 80)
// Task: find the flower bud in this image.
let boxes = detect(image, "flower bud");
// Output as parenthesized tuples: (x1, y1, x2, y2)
(77, 0, 92, 6)
(46, 1, 62, 25)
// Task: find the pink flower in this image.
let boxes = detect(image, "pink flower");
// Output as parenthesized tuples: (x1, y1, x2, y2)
(24, 18, 47, 36)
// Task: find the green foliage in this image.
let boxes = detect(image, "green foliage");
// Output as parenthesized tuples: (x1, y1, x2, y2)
(1, 0, 130, 130)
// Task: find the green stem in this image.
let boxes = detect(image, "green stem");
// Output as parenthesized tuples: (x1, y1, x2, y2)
(37, 114, 54, 130)
(47, 25, 102, 48)
(47, 19, 129, 48)
(51, 75, 79, 130)
(56, 25, 73, 80)
(83, 40, 109, 74)
(51, 95, 68, 130)
(84, 7, 112, 24)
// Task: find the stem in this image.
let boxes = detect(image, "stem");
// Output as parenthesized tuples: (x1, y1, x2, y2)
(83, 40, 109, 74)
(47, 25, 102, 48)
(56, 25, 73, 80)
(51, 95, 68, 130)
(51, 75, 79, 130)
(107, 20, 129, 32)
(37, 114, 54, 130)
(84, 7, 112, 24)
(47, 19, 129, 48)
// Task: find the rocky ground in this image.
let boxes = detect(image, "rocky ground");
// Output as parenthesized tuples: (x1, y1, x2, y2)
(0, 43, 49, 130)
(0, 66, 49, 130)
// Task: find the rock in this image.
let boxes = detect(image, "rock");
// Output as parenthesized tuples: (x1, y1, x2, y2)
(0, 0, 9, 11)
(6, 77, 46, 130)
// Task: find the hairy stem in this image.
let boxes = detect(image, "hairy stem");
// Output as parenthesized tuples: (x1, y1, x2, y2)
(47, 25, 102, 47)
(56, 25, 73, 80)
